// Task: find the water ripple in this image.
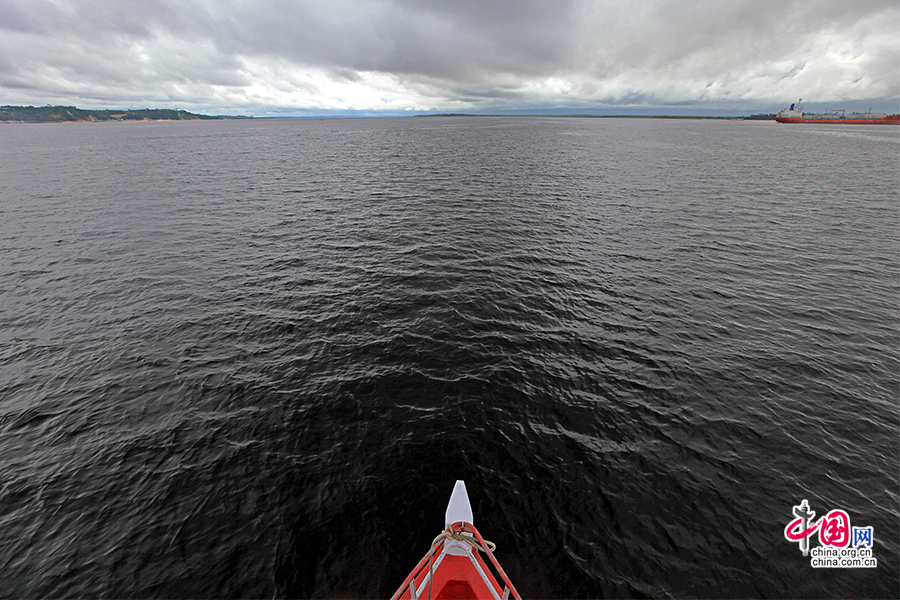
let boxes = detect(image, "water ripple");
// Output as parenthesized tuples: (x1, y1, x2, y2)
(0, 117, 897, 598)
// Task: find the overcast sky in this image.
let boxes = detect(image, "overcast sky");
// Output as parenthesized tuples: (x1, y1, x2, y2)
(1, 0, 898, 116)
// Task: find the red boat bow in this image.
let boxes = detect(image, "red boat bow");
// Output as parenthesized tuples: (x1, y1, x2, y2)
(392, 482, 522, 600)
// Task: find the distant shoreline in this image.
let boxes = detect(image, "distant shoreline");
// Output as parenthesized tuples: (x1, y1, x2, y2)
(1, 104, 778, 122)
(0, 105, 252, 123)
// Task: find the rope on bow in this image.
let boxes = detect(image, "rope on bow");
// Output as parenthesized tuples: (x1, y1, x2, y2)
(421, 526, 497, 600)
(431, 527, 496, 554)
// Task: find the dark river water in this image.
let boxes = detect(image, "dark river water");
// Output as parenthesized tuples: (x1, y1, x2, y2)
(1, 117, 897, 598)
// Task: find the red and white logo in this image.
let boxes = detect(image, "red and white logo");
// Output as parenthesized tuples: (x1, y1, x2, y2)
(784, 500, 876, 568)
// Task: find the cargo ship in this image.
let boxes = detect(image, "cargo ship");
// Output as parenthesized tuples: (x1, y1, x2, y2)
(776, 99, 900, 124)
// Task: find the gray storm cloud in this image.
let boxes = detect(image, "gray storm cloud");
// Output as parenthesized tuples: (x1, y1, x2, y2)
(0, 0, 897, 114)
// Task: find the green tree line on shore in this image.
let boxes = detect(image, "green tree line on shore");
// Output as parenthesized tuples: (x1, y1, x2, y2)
(0, 105, 228, 123)
(2, 104, 777, 122)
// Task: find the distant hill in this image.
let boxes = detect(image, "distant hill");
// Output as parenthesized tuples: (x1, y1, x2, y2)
(0, 105, 242, 123)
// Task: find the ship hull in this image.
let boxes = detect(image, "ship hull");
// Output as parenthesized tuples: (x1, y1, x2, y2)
(776, 115, 900, 125)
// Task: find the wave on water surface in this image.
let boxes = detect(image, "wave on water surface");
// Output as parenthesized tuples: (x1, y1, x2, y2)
(0, 117, 897, 598)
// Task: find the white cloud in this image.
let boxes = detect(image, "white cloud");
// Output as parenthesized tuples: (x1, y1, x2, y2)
(0, 0, 897, 115)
